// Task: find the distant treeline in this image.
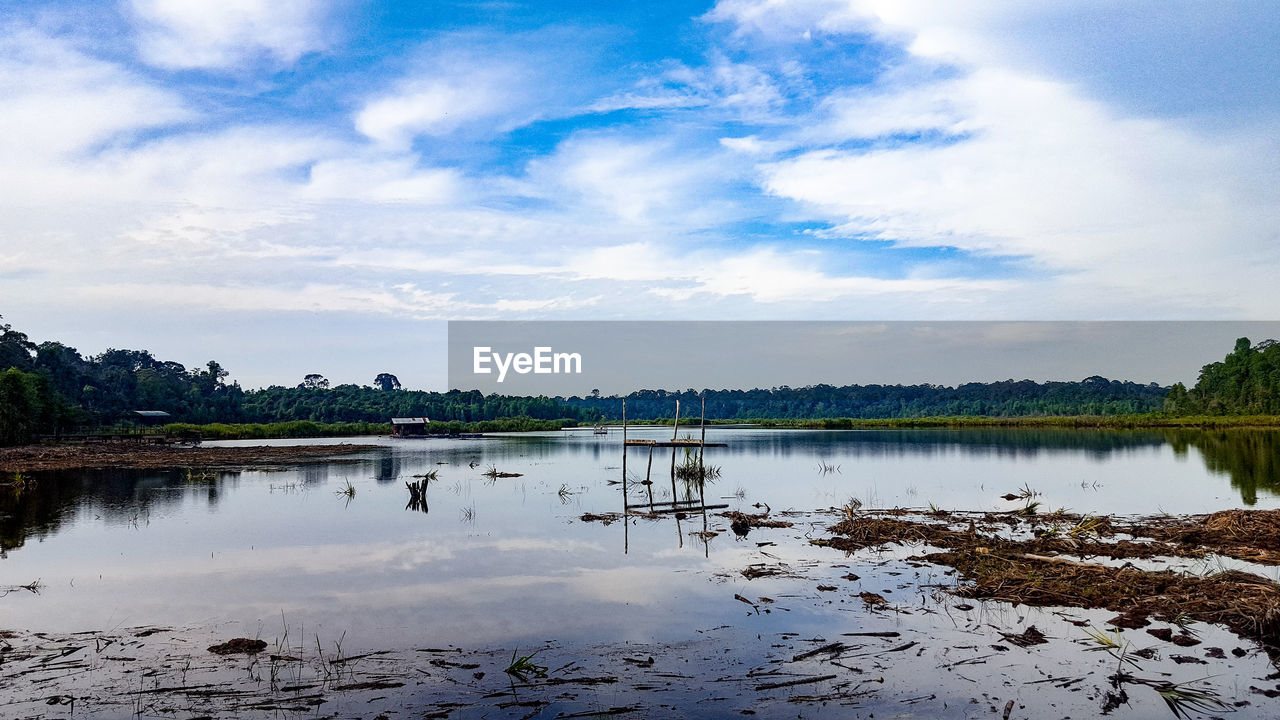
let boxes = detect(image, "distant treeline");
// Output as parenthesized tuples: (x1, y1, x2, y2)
(1165, 337, 1280, 415)
(4, 315, 1278, 447)
(562, 377, 1169, 421)
(0, 317, 598, 445)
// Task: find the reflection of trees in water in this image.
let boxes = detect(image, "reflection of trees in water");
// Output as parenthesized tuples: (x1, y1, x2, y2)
(376, 454, 400, 484)
(726, 428, 1169, 460)
(1166, 430, 1280, 506)
(0, 468, 240, 557)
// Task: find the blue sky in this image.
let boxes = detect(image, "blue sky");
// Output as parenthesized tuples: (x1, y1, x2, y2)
(2, 1, 1279, 389)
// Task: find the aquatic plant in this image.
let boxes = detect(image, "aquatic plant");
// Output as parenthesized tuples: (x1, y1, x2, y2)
(1152, 680, 1229, 719)
(1083, 626, 1123, 651)
(483, 465, 522, 480)
(1015, 500, 1041, 516)
(675, 457, 720, 482)
(504, 648, 547, 680)
(336, 479, 356, 502)
(1002, 483, 1041, 501)
(1068, 514, 1104, 538)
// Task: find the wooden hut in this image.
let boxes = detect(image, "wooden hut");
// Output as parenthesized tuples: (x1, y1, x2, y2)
(390, 417, 430, 436)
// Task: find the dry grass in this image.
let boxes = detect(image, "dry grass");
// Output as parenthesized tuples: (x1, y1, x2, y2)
(818, 509, 1280, 661)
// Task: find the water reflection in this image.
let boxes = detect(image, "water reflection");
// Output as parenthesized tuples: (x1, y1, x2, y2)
(1, 468, 242, 556)
(6, 429, 1280, 559)
(4, 429, 1280, 719)
(1167, 429, 1280, 506)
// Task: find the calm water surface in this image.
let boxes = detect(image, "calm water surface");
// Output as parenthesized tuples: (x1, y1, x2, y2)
(3, 427, 1280, 652)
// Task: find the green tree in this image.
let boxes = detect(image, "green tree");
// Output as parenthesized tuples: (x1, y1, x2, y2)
(0, 368, 48, 445)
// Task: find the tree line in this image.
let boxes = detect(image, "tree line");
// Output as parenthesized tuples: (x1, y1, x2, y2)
(6, 317, 1276, 447)
(1165, 337, 1280, 415)
(0, 317, 599, 445)
(560, 376, 1169, 421)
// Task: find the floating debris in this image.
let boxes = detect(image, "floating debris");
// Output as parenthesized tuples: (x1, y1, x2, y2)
(207, 638, 267, 655)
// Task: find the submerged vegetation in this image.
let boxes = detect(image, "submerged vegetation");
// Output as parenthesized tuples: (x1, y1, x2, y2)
(817, 507, 1280, 658)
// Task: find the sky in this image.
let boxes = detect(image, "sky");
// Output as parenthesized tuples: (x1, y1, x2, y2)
(2, 1, 1279, 390)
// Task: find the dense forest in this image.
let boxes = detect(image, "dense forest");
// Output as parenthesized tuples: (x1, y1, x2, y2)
(1165, 337, 1280, 415)
(0, 317, 598, 444)
(5, 317, 1277, 446)
(562, 376, 1169, 421)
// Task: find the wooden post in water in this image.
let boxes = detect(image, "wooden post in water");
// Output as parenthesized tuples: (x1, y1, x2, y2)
(670, 399, 680, 507)
(646, 445, 655, 509)
(621, 399, 628, 552)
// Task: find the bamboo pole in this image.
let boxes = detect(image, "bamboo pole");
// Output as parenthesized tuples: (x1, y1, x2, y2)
(622, 399, 628, 554)
(646, 445, 655, 509)
(670, 399, 681, 504)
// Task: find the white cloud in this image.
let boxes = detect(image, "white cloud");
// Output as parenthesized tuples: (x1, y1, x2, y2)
(709, 0, 1280, 312)
(522, 135, 745, 227)
(302, 157, 463, 204)
(590, 56, 783, 119)
(719, 135, 792, 155)
(129, 0, 330, 69)
(647, 247, 1013, 304)
(352, 38, 571, 148)
(0, 29, 192, 160)
(356, 79, 507, 147)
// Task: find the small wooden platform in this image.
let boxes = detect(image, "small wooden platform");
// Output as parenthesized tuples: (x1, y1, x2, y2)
(624, 439, 727, 448)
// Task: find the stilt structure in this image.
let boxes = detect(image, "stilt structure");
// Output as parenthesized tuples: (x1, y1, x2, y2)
(620, 398, 728, 526)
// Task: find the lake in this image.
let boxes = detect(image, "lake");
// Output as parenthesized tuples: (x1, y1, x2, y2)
(4, 427, 1280, 718)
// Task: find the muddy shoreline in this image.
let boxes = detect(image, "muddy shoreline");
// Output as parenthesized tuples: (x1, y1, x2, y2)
(817, 507, 1280, 662)
(0, 443, 380, 472)
(7, 505, 1280, 717)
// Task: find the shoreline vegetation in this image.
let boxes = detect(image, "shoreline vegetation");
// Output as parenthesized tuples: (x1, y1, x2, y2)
(601, 414, 1280, 429)
(4, 316, 1280, 446)
(66, 413, 1280, 446)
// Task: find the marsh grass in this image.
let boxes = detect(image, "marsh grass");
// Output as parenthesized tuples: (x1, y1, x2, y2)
(674, 458, 720, 482)
(1015, 500, 1042, 516)
(1067, 514, 1104, 538)
(504, 648, 547, 680)
(336, 479, 357, 503)
(1151, 680, 1229, 719)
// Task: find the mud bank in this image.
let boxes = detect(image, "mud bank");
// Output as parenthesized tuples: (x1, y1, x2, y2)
(0, 443, 379, 472)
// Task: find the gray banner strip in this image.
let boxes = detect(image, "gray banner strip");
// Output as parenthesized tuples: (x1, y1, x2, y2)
(447, 321, 1280, 395)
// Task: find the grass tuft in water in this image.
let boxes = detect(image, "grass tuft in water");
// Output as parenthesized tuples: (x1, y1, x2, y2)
(504, 648, 547, 680)
(335, 479, 356, 503)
